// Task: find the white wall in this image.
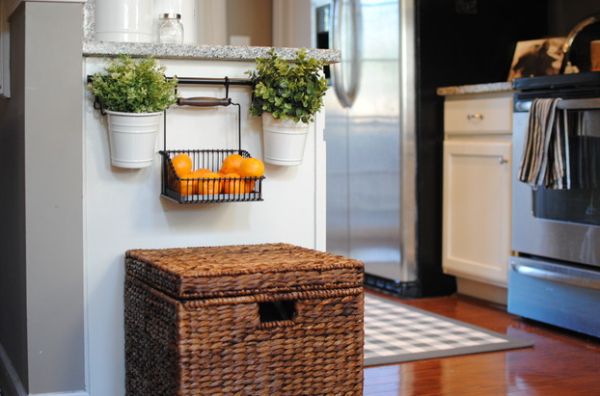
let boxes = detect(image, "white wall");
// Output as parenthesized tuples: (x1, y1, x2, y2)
(83, 58, 326, 395)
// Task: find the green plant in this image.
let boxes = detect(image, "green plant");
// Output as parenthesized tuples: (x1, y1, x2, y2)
(89, 55, 177, 113)
(248, 49, 328, 123)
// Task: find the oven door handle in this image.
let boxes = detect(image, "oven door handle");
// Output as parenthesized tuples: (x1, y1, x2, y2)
(511, 262, 600, 290)
(516, 98, 600, 112)
(556, 98, 600, 110)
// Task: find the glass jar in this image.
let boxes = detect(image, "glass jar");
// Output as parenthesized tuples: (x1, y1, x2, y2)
(159, 13, 184, 44)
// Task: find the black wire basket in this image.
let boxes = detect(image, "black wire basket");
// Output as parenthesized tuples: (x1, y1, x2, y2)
(159, 77, 265, 204)
(160, 149, 265, 204)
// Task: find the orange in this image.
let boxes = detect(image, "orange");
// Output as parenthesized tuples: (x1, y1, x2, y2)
(199, 172, 222, 195)
(220, 154, 245, 174)
(239, 157, 265, 177)
(190, 168, 212, 177)
(244, 179, 256, 193)
(222, 173, 245, 195)
(171, 154, 193, 177)
(176, 169, 211, 195)
(178, 173, 195, 196)
(178, 169, 212, 196)
(186, 169, 211, 194)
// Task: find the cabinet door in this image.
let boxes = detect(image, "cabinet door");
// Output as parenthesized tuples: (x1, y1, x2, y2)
(443, 140, 511, 286)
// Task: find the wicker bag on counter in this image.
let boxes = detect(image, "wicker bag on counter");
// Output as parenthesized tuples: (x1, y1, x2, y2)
(125, 243, 364, 395)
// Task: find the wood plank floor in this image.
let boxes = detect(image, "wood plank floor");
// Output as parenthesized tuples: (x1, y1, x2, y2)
(364, 292, 600, 396)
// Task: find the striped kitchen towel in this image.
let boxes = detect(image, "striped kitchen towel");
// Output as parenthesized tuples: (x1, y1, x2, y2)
(518, 98, 571, 189)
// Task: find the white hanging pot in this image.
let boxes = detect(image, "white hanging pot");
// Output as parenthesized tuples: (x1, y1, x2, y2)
(105, 110, 162, 169)
(262, 113, 309, 166)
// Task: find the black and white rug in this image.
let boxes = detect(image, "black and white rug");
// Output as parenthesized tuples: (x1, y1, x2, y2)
(364, 294, 533, 366)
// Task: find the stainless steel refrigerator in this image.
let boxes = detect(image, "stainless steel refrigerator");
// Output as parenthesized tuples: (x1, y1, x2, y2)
(316, 0, 556, 297)
(315, 0, 425, 296)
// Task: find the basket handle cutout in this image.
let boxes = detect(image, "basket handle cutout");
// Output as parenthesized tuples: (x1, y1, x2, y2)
(258, 300, 296, 324)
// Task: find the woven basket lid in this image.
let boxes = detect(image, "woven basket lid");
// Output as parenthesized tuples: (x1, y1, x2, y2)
(126, 243, 364, 299)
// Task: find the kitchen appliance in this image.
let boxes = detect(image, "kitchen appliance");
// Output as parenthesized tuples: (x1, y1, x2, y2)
(510, 73, 600, 338)
(315, 0, 455, 297)
(314, 0, 555, 297)
(316, 0, 421, 295)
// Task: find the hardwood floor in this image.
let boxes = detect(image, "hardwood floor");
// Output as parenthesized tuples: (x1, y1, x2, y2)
(364, 292, 600, 396)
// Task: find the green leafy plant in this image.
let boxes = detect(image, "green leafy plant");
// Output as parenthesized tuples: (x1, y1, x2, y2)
(89, 55, 177, 113)
(248, 49, 328, 123)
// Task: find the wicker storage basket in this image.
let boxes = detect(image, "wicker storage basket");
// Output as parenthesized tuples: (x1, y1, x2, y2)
(125, 243, 364, 396)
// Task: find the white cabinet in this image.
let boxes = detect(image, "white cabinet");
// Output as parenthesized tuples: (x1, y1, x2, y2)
(442, 91, 513, 297)
(443, 140, 511, 286)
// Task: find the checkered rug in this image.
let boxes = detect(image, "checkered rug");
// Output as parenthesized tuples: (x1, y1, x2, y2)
(364, 295, 532, 366)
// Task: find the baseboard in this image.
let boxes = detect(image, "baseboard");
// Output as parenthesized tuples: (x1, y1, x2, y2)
(456, 277, 507, 306)
(0, 342, 27, 396)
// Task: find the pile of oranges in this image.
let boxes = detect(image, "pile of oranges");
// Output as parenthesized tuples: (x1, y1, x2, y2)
(170, 153, 265, 196)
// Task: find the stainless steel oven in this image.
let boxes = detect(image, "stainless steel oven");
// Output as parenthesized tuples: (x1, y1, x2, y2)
(510, 74, 600, 338)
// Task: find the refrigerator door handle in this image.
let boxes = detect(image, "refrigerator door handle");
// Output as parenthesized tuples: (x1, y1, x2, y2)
(331, 0, 362, 108)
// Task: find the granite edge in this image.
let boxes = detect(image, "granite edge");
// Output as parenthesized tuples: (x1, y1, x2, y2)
(437, 82, 514, 96)
(83, 41, 341, 64)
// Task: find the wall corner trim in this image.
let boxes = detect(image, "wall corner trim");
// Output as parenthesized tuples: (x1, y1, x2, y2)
(0, 342, 27, 396)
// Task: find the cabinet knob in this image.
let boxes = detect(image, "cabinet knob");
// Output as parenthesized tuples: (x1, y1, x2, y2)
(467, 113, 484, 121)
(499, 157, 509, 165)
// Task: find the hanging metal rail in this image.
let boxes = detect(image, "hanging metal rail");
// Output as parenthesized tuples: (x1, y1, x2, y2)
(87, 75, 264, 204)
(168, 78, 253, 152)
(87, 75, 254, 151)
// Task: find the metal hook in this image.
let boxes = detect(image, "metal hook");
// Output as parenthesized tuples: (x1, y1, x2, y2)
(231, 102, 242, 154)
(93, 97, 107, 116)
(173, 74, 179, 95)
(224, 76, 230, 99)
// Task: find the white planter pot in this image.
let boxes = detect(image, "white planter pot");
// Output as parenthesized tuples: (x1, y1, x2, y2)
(106, 111, 162, 169)
(262, 113, 309, 166)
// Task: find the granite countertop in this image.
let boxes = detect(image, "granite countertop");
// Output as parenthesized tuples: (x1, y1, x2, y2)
(436, 82, 514, 96)
(82, 0, 339, 64)
(82, 41, 341, 64)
